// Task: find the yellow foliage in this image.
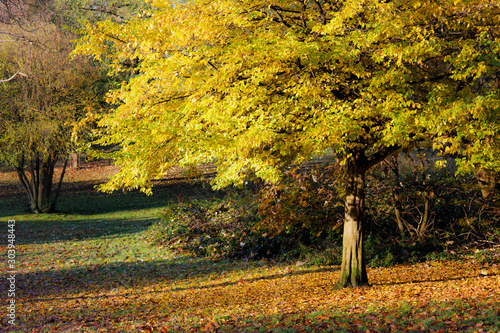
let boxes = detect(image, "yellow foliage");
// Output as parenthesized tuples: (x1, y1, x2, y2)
(73, 0, 500, 191)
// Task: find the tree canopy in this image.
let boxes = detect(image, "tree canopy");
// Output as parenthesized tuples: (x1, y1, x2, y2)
(75, 0, 500, 287)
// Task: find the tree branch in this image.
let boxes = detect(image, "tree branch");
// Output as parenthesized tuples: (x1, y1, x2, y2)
(51, 156, 68, 211)
(77, 6, 127, 22)
(365, 144, 401, 170)
(269, 5, 292, 28)
(0, 71, 27, 83)
(150, 94, 191, 107)
(313, 0, 327, 25)
(95, 30, 128, 44)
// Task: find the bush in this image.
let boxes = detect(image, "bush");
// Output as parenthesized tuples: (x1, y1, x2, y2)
(365, 152, 500, 250)
(256, 163, 344, 246)
(147, 151, 500, 265)
(282, 243, 343, 266)
(147, 190, 299, 259)
(148, 194, 252, 258)
(364, 234, 447, 267)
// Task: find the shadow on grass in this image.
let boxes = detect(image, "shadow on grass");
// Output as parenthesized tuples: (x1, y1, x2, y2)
(0, 179, 224, 218)
(57, 180, 223, 216)
(1, 180, 225, 244)
(158, 298, 499, 333)
(18, 254, 498, 304)
(9, 217, 156, 245)
(155, 300, 499, 333)
(18, 260, 338, 302)
(10, 277, 500, 332)
(374, 273, 500, 286)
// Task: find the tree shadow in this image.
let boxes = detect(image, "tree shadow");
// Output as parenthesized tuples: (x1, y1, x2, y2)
(0, 178, 223, 218)
(59, 179, 222, 215)
(10, 256, 336, 302)
(1, 179, 225, 245)
(8, 216, 157, 245)
(20, 263, 338, 303)
(10, 267, 500, 333)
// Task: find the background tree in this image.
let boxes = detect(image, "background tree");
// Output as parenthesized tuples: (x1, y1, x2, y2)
(0, 15, 103, 213)
(0, 0, 146, 212)
(75, 0, 500, 288)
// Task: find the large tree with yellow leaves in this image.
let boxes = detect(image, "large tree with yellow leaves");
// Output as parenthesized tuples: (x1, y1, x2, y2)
(75, 0, 500, 288)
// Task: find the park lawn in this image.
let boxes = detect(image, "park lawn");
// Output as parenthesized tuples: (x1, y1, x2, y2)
(0, 164, 499, 332)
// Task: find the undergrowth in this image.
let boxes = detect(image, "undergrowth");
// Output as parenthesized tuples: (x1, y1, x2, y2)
(147, 152, 500, 267)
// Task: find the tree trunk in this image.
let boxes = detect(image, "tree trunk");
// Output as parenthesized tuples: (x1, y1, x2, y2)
(387, 156, 406, 234)
(70, 152, 79, 169)
(51, 157, 68, 212)
(35, 155, 55, 213)
(16, 154, 58, 213)
(335, 157, 369, 289)
(477, 169, 498, 201)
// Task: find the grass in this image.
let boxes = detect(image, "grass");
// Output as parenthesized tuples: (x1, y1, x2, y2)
(1, 162, 499, 332)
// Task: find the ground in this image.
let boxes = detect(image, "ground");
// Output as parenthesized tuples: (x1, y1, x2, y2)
(0, 161, 499, 332)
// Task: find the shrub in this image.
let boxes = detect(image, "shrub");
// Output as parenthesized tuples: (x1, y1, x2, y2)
(147, 162, 347, 261)
(365, 152, 500, 248)
(148, 151, 500, 264)
(147, 190, 300, 259)
(148, 194, 254, 258)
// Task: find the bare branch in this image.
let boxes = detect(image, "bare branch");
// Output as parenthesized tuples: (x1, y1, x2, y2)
(98, 30, 128, 44)
(150, 94, 191, 107)
(77, 6, 127, 22)
(0, 31, 45, 48)
(365, 144, 401, 170)
(268, 5, 292, 28)
(0, 71, 27, 83)
(313, 0, 327, 25)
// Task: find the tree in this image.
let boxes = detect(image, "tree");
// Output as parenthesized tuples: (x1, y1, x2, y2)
(0, 0, 145, 212)
(0, 15, 102, 213)
(55, 0, 150, 24)
(75, 0, 500, 288)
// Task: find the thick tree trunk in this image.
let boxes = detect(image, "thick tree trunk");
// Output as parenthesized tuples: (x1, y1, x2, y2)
(335, 157, 369, 289)
(35, 156, 55, 213)
(333, 145, 401, 289)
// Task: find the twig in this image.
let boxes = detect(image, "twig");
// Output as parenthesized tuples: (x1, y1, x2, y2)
(0, 71, 27, 83)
